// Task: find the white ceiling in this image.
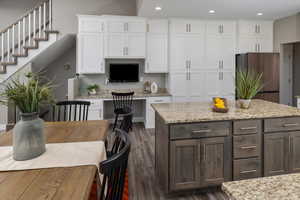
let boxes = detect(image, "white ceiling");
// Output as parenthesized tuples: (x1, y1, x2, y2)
(137, 0, 300, 20)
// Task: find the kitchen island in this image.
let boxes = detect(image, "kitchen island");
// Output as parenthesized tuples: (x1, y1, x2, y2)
(152, 100, 300, 194)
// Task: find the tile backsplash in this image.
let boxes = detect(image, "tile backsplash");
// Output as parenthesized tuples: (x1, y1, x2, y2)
(79, 59, 167, 95)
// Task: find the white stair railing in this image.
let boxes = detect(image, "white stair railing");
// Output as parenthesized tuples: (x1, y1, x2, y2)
(0, 0, 52, 65)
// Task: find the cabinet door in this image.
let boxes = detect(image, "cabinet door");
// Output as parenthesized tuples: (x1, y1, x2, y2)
(107, 21, 125, 33)
(169, 34, 189, 72)
(257, 38, 273, 53)
(187, 35, 205, 70)
(127, 33, 146, 58)
(200, 137, 231, 186)
(289, 132, 300, 173)
(105, 33, 125, 58)
(169, 73, 189, 101)
(238, 37, 258, 53)
(206, 21, 235, 37)
(170, 20, 189, 33)
(127, 21, 146, 33)
(264, 133, 289, 176)
(78, 18, 103, 33)
(170, 20, 204, 34)
(219, 71, 235, 97)
(77, 33, 104, 74)
(204, 71, 219, 100)
(189, 72, 205, 102)
(170, 140, 200, 191)
(256, 21, 273, 38)
(145, 34, 168, 73)
(147, 19, 168, 34)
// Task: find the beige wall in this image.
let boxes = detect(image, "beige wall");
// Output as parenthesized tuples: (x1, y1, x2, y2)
(274, 13, 300, 52)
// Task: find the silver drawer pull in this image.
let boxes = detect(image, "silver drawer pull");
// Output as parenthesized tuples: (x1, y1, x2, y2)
(154, 100, 164, 103)
(192, 129, 212, 133)
(240, 169, 257, 174)
(240, 146, 256, 150)
(240, 127, 257, 130)
(283, 123, 299, 127)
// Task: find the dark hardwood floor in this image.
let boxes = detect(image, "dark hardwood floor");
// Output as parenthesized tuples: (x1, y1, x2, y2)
(127, 123, 229, 200)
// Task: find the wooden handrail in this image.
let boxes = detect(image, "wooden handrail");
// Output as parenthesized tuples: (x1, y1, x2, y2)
(0, 0, 50, 34)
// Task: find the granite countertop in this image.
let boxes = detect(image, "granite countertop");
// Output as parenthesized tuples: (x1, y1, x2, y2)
(76, 88, 171, 99)
(151, 99, 300, 124)
(222, 173, 300, 200)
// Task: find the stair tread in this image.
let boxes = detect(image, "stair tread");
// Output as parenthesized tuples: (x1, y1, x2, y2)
(12, 53, 27, 57)
(24, 45, 38, 49)
(34, 37, 48, 41)
(0, 61, 16, 65)
(44, 30, 59, 34)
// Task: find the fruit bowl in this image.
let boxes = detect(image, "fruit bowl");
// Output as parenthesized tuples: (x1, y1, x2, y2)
(212, 97, 229, 113)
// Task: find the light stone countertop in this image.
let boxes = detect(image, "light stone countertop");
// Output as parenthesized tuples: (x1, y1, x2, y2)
(151, 99, 300, 124)
(76, 88, 171, 99)
(222, 173, 300, 200)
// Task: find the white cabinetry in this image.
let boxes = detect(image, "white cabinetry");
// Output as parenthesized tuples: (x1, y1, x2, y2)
(77, 99, 103, 120)
(145, 19, 168, 73)
(104, 17, 146, 58)
(145, 97, 171, 128)
(237, 20, 273, 53)
(77, 16, 105, 74)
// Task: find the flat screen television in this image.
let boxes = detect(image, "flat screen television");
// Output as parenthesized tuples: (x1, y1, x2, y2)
(109, 64, 139, 82)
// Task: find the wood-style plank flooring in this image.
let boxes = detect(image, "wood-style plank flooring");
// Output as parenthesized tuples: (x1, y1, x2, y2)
(127, 123, 229, 200)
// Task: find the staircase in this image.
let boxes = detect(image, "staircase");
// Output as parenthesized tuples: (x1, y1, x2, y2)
(0, 0, 59, 82)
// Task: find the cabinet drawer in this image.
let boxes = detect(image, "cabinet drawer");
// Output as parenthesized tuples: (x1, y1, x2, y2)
(264, 117, 300, 132)
(233, 158, 261, 180)
(234, 120, 262, 135)
(170, 121, 231, 140)
(234, 135, 260, 158)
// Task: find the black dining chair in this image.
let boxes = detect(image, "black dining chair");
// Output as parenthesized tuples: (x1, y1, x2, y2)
(52, 100, 91, 121)
(112, 92, 134, 131)
(100, 129, 131, 200)
(118, 112, 133, 133)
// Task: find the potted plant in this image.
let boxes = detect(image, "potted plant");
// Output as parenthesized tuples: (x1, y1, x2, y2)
(236, 70, 263, 109)
(0, 73, 54, 161)
(87, 84, 99, 95)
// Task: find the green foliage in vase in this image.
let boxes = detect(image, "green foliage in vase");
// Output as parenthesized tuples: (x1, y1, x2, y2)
(87, 84, 99, 92)
(236, 70, 263, 100)
(0, 72, 55, 113)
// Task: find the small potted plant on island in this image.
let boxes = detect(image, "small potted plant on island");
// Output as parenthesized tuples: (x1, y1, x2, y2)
(0, 73, 54, 161)
(236, 70, 263, 109)
(87, 84, 99, 96)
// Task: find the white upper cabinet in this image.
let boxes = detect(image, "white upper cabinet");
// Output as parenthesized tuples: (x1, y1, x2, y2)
(145, 19, 168, 73)
(104, 16, 146, 58)
(170, 19, 205, 34)
(77, 33, 105, 74)
(106, 19, 146, 33)
(206, 21, 236, 37)
(237, 20, 273, 53)
(78, 16, 104, 33)
(77, 16, 105, 74)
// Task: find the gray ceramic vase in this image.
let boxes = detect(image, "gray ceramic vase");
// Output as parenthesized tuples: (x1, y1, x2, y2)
(13, 112, 46, 161)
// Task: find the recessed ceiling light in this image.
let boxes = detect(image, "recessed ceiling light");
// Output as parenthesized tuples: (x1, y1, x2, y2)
(209, 10, 215, 14)
(257, 12, 263, 16)
(155, 6, 162, 11)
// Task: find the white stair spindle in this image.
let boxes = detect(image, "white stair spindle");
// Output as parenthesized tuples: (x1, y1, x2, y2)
(1, 33, 3, 62)
(28, 13, 31, 46)
(7, 29, 10, 62)
(39, 5, 42, 38)
(33, 9, 36, 39)
(49, 0, 52, 30)
(43, 2, 46, 33)
(12, 25, 15, 55)
(23, 17, 25, 50)
(18, 21, 21, 54)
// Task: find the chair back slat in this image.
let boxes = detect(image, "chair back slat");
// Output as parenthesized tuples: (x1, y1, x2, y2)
(52, 101, 91, 122)
(112, 92, 134, 111)
(100, 129, 131, 200)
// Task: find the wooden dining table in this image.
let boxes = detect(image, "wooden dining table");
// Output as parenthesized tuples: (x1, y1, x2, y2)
(0, 120, 109, 200)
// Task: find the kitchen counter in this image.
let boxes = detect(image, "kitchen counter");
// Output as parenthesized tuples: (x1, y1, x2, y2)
(76, 88, 171, 99)
(152, 99, 300, 124)
(222, 173, 300, 200)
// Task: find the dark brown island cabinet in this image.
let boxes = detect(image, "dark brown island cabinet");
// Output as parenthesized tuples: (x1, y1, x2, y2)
(153, 101, 300, 194)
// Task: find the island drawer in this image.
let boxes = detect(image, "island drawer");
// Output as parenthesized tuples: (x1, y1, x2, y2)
(264, 117, 300, 132)
(233, 158, 261, 180)
(170, 121, 231, 140)
(233, 135, 261, 159)
(233, 120, 262, 135)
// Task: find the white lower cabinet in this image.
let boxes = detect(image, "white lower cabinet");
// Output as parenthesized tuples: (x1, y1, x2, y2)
(77, 99, 103, 120)
(145, 97, 171, 129)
